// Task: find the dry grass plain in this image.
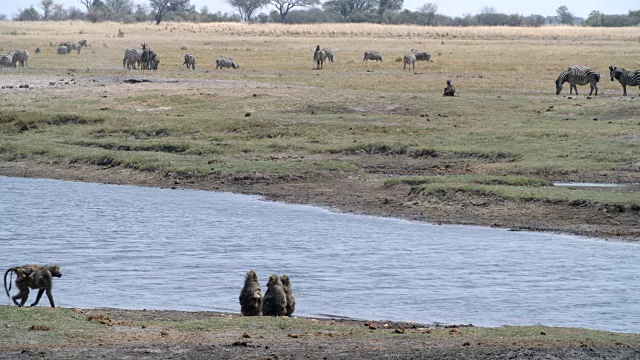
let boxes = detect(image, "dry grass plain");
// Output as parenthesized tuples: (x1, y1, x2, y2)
(0, 21, 639, 239)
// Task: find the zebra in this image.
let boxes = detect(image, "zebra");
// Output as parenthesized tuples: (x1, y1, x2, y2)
(0, 54, 12, 67)
(59, 42, 73, 55)
(411, 49, 432, 62)
(141, 47, 158, 70)
(363, 50, 382, 62)
(183, 53, 196, 70)
(322, 48, 334, 62)
(403, 50, 416, 71)
(443, 80, 455, 96)
(609, 66, 640, 96)
(313, 49, 325, 70)
(57, 45, 68, 55)
(78, 39, 88, 48)
(123, 48, 142, 69)
(11, 50, 29, 67)
(215, 58, 239, 70)
(555, 65, 600, 96)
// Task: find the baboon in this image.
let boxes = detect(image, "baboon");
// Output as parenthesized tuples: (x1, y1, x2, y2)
(261, 274, 287, 316)
(443, 80, 455, 96)
(280, 275, 295, 316)
(4, 264, 62, 307)
(239, 270, 263, 316)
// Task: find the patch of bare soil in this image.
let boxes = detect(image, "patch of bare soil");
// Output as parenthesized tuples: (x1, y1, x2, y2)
(0, 157, 638, 241)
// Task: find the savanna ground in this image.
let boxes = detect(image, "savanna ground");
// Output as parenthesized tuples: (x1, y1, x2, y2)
(1, 21, 640, 358)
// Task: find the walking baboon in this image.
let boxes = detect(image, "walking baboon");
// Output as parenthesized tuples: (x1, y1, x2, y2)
(4, 264, 62, 307)
(239, 270, 263, 316)
(280, 275, 295, 316)
(261, 274, 287, 316)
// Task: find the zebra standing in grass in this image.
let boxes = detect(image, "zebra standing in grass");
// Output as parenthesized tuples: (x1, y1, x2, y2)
(555, 65, 600, 96)
(183, 53, 196, 70)
(140, 44, 159, 70)
(0, 54, 12, 67)
(11, 50, 29, 67)
(363, 50, 382, 62)
(123, 48, 142, 69)
(322, 48, 334, 62)
(78, 40, 88, 48)
(313, 48, 325, 70)
(215, 58, 239, 69)
(609, 66, 640, 96)
(403, 49, 416, 71)
(411, 49, 432, 62)
(57, 45, 68, 55)
(59, 42, 73, 55)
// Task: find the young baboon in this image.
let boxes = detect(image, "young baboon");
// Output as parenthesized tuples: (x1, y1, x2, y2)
(4, 264, 62, 307)
(443, 80, 456, 96)
(261, 274, 287, 316)
(239, 270, 263, 316)
(280, 275, 295, 316)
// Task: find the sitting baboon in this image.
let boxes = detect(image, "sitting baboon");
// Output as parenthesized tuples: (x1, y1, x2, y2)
(280, 275, 295, 316)
(4, 264, 62, 307)
(443, 80, 455, 96)
(239, 270, 263, 316)
(261, 274, 287, 316)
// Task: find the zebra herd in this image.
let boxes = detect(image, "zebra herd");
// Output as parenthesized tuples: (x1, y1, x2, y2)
(0, 50, 29, 68)
(555, 65, 640, 96)
(122, 43, 159, 70)
(56, 40, 87, 55)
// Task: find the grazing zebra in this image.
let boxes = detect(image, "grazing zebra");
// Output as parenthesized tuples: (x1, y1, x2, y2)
(322, 48, 334, 62)
(313, 49, 325, 70)
(609, 66, 640, 96)
(215, 58, 239, 69)
(183, 53, 196, 70)
(141, 48, 158, 70)
(123, 48, 142, 69)
(0, 54, 12, 67)
(555, 65, 600, 96)
(403, 50, 416, 71)
(443, 80, 455, 96)
(411, 49, 432, 62)
(78, 40, 88, 48)
(11, 50, 29, 67)
(363, 50, 382, 62)
(57, 45, 68, 55)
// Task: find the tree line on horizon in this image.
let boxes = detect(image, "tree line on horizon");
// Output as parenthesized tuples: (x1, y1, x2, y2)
(4, 0, 640, 28)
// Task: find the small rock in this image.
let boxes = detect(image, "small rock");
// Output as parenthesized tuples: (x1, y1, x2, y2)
(160, 331, 168, 337)
(242, 332, 251, 338)
(540, 330, 547, 335)
(593, 118, 598, 121)
(288, 333, 300, 338)
(462, 342, 470, 346)
(392, 328, 405, 334)
(245, 112, 251, 117)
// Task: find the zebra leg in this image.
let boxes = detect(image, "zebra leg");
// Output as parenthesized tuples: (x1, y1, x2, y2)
(623, 84, 627, 96)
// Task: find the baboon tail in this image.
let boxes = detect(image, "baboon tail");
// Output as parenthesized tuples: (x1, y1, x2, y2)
(4, 268, 15, 298)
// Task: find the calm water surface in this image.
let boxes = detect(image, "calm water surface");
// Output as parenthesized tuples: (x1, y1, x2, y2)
(1, 176, 639, 333)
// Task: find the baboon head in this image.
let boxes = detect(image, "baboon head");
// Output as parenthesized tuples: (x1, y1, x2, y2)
(280, 275, 290, 287)
(244, 270, 258, 285)
(267, 274, 282, 288)
(47, 264, 62, 278)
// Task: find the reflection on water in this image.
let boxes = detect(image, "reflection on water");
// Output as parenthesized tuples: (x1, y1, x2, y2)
(1, 176, 639, 333)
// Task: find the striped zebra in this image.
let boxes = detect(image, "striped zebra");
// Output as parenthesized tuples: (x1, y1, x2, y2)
(183, 54, 196, 70)
(0, 54, 12, 67)
(215, 58, 239, 69)
(313, 49, 325, 70)
(403, 50, 416, 71)
(322, 48, 334, 62)
(141, 48, 158, 70)
(555, 65, 600, 96)
(123, 48, 142, 69)
(411, 49, 432, 62)
(363, 50, 382, 62)
(609, 66, 640, 96)
(78, 40, 88, 48)
(11, 50, 29, 67)
(57, 46, 68, 55)
(59, 42, 73, 55)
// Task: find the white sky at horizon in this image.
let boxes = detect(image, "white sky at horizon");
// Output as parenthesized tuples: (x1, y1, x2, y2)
(0, 0, 637, 19)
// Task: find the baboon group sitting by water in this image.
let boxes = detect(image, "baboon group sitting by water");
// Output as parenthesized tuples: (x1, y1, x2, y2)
(240, 270, 295, 317)
(4, 264, 62, 308)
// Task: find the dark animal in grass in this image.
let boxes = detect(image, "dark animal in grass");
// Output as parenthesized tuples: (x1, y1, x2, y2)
(239, 270, 263, 316)
(261, 274, 287, 316)
(280, 275, 295, 316)
(443, 80, 455, 96)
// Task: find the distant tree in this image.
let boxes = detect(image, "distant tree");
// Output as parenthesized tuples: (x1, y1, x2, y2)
(323, 0, 377, 18)
(15, 6, 42, 21)
(149, 0, 190, 24)
(585, 10, 602, 27)
(39, 0, 54, 20)
(0, 14, 7, 21)
(556, 5, 573, 25)
(268, 0, 319, 22)
(630, 9, 640, 18)
(133, 4, 149, 21)
(377, 0, 402, 15)
(51, 4, 68, 20)
(67, 6, 87, 19)
(417, 3, 437, 25)
(78, 0, 93, 13)
(522, 14, 545, 27)
(105, 0, 133, 20)
(87, 0, 108, 21)
(227, 0, 267, 21)
(476, 6, 496, 25)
